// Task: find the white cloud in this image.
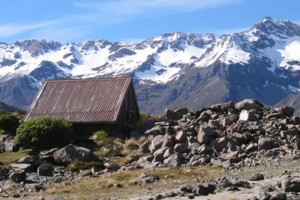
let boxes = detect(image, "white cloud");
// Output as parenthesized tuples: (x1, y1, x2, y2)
(75, 0, 242, 18)
(0, 21, 58, 37)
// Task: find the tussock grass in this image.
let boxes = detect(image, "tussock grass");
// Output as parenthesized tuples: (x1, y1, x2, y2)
(44, 165, 222, 199)
(0, 149, 31, 166)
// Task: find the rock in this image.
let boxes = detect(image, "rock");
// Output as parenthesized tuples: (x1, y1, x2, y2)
(175, 108, 189, 117)
(174, 143, 188, 154)
(258, 137, 274, 151)
(18, 155, 42, 168)
(139, 172, 159, 183)
(211, 137, 231, 152)
(165, 109, 180, 120)
(0, 165, 9, 180)
(280, 128, 299, 139)
(164, 153, 182, 167)
(136, 156, 154, 168)
(10, 163, 33, 172)
(175, 130, 187, 143)
(53, 144, 98, 164)
(192, 184, 211, 196)
(235, 99, 263, 111)
(233, 180, 251, 188)
(9, 170, 26, 183)
(282, 177, 300, 192)
(275, 106, 294, 117)
(153, 148, 166, 163)
(270, 193, 287, 200)
(256, 192, 271, 200)
(149, 135, 164, 153)
(239, 109, 257, 121)
(197, 125, 217, 145)
(161, 134, 175, 149)
(138, 140, 150, 154)
(37, 163, 54, 176)
(249, 173, 264, 181)
(39, 148, 58, 162)
(265, 112, 283, 120)
(163, 148, 173, 158)
(144, 125, 164, 136)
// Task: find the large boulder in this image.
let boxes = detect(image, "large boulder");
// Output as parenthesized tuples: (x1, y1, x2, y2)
(149, 135, 164, 153)
(275, 106, 294, 117)
(165, 109, 180, 120)
(53, 144, 98, 164)
(164, 153, 182, 167)
(282, 177, 300, 192)
(258, 137, 274, 151)
(197, 125, 218, 145)
(37, 163, 54, 176)
(9, 170, 26, 183)
(235, 99, 263, 111)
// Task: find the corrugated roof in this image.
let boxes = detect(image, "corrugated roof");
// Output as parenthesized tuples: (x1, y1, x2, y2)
(24, 77, 132, 123)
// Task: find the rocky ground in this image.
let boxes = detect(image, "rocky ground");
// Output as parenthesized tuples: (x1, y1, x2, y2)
(2, 99, 300, 199)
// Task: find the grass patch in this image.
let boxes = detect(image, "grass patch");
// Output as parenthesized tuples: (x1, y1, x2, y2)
(0, 149, 31, 166)
(66, 161, 105, 172)
(44, 165, 222, 199)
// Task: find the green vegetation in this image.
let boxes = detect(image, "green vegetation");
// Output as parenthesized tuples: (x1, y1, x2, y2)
(14, 117, 73, 149)
(0, 112, 19, 132)
(90, 130, 115, 147)
(136, 113, 161, 131)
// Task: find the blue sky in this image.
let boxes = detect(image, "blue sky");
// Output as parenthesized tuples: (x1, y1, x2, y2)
(0, 0, 299, 43)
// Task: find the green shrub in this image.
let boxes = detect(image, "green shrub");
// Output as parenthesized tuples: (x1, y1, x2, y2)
(91, 130, 115, 147)
(14, 117, 73, 149)
(0, 113, 19, 132)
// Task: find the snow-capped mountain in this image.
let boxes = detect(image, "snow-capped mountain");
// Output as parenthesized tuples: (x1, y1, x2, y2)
(0, 17, 300, 114)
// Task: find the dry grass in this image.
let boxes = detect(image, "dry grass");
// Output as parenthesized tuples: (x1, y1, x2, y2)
(44, 165, 222, 199)
(0, 149, 31, 166)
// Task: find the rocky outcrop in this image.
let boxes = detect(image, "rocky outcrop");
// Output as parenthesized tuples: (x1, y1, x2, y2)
(53, 144, 98, 164)
(133, 100, 300, 169)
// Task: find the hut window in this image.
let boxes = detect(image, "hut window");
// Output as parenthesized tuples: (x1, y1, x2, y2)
(126, 110, 135, 127)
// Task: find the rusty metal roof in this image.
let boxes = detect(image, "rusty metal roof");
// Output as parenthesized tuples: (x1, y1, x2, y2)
(24, 77, 133, 123)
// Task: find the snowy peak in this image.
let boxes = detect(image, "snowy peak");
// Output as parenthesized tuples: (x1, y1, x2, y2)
(252, 17, 300, 38)
(14, 39, 62, 57)
(1, 17, 300, 112)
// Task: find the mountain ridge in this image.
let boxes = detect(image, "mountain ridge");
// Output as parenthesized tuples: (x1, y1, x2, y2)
(0, 17, 300, 114)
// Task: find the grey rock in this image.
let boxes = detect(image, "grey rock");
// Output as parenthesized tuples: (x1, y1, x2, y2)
(175, 130, 187, 143)
(197, 125, 217, 145)
(10, 163, 33, 172)
(235, 99, 263, 111)
(37, 163, 54, 176)
(53, 144, 98, 164)
(138, 140, 151, 154)
(149, 135, 164, 153)
(282, 177, 300, 192)
(174, 143, 189, 154)
(258, 137, 274, 151)
(164, 153, 182, 167)
(9, 170, 26, 183)
(139, 172, 159, 183)
(249, 173, 264, 181)
(165, 109, 180, 120)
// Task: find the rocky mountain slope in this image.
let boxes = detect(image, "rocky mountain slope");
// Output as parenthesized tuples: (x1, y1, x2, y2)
(0, 17, 300, 114)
